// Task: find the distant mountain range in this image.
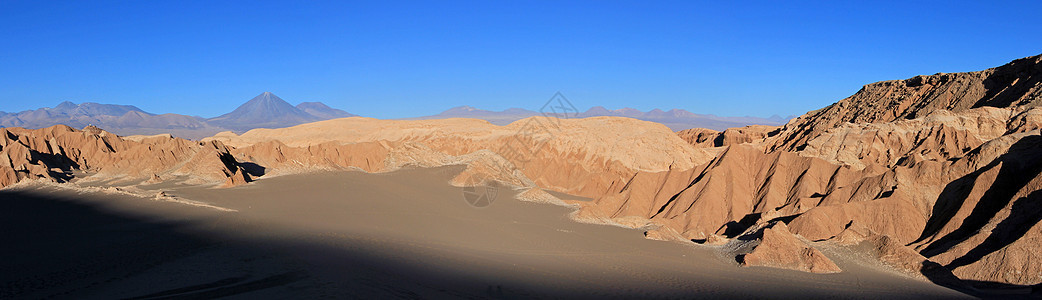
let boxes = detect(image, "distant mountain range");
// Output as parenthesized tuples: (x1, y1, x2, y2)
(0, 92, 791, 139)
(407, 106, 792, 130)
(0, 92, 355, 139)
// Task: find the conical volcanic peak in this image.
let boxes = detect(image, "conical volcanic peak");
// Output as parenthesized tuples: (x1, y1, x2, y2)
(208, 92, 320, 131)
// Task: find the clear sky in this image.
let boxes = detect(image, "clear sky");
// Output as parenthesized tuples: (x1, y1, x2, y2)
(1, 1, 1039, 119)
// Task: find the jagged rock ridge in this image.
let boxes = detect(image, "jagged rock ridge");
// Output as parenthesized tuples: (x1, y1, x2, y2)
(2, 54, 1040, 293)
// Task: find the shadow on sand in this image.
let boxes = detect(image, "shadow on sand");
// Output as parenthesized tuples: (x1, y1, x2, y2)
(0, 189, 736, 299)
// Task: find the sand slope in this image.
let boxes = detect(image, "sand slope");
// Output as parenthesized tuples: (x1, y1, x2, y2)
(0, 167, 971, 299)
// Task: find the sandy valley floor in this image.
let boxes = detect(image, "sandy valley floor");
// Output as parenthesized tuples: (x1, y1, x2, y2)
(1, 166, 974, 299)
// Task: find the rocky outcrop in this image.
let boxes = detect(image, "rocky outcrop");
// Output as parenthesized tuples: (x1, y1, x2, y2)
(572, 54, 1042, 286)
(206, 116, 716, 199)
(675, 128, 720, 147)
(0, 125, 252, 189)
(733, 223, 841, 273)
(768, 54, 1042, 152)
(4, 53, 1040, 288)
(676, 125, 779, 148)
(576, 143, 867, 241)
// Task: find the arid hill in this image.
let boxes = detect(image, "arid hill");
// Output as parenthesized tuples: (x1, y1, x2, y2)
(769, 54, 1042, 152)
(2, 54, 1040, 294)
(0, 125, 251, 189)
(205, 116, 716, 197)
(595, 54, 1042, 287)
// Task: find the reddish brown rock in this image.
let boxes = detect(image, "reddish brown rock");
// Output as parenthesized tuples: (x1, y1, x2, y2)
(738, 223, 841, 274)
(767, 54, 1042, 152)
(0, 125, 252, 188)
(676, 125, 778, 148)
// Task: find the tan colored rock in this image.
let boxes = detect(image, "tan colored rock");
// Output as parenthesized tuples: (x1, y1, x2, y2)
(677, 125, 778, 148)
(0, 125, 253, 189)
(205, 116, 715, 199)
(675, 128, 720, 147)
(738, 223, 841, 273)
(571, 54, 1042, 286)
(580, 144, 865, 241)
(800, 107, 1014, 169)
(767, 54, 1042, 152)
(2, 53, 1040, 288)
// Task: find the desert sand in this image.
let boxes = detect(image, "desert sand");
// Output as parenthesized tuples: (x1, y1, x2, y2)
(0, 166, 971, 299)
(3, 54, 1041, 299)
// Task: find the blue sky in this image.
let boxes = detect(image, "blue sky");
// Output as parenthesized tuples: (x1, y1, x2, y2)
(1, 1, 1039, 119)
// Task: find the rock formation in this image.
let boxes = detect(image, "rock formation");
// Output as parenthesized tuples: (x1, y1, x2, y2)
(608, 54, 1042, 284)
(768, 54, 1042, 152)
(206, 116, 716, 197)
(0, 125, 252, 189)
(2, 53, 1040, 290)
(677, 125, 779, 148)
(732, 222, 841, 274)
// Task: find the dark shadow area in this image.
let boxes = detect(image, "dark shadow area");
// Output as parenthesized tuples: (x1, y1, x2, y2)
(946, 189, 1042, 269)
(911, 155, 985, 245)
(122, 276, 250, 299)
(912, 135, 1042, 259)
(920, 261, 1042, 300)
(972, 55, 1042, 109)
(712, 134, 726, 147)
(765, 127, 782, 138)
(878, 189, 895, 199)
(0, 190, 218, 299)
(238, 161, 266, 177)
(2, 188, 830, 299)
(0, 189, 523, 299)
(735, 227, 766, 242)
(919, 261, 977, 296)
(31, 149, 80, 173)
(718, 213, 762, 238)
(766, 213, 802, 225)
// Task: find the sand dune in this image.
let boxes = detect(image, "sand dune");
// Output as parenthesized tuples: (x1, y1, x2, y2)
(3, 54, 1041, 298)
(0, 166, 971, 299)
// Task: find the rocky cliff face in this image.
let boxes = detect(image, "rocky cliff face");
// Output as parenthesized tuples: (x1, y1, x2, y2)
(769, 54, 1042, 152)
(3, 54, 1040, 289)
(591, 54, 1042, 285)
(0, 125, 252, 189)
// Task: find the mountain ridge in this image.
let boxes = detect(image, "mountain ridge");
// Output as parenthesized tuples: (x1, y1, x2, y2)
(0, 92, 355, 139)
(1, 53, 1041, 295)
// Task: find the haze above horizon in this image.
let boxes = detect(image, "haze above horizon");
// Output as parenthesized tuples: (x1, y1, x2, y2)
(2, 1, 1039, 119)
